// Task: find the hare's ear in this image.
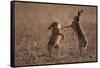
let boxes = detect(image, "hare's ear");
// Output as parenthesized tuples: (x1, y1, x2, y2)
(48, 23, 53, 30)
(78, 11, 80, 16)
(78, 10, 83, 16)
(80, 9, 83, 13)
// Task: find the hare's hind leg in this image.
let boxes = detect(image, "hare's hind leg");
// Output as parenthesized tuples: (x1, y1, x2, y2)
(55, 44, 60, 58)
(79, 42, 87, 57)
(79, 40, 84, 56)
(79, 46, 82, 56)
(48, 45, 53, 57)
(83, 41, 88, 56)
(81, 38, 88, 56)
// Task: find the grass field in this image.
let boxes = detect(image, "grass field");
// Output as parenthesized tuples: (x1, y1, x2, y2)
(14, 2, 97, 66)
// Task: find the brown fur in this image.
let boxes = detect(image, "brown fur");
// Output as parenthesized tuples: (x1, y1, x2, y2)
(48, 22, 64, 56)
(62, 10, 87, 56)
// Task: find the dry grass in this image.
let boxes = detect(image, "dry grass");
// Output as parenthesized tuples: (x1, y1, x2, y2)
(14, 2, 97, 66)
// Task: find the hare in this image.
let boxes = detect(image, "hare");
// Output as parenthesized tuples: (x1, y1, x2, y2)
(62, 10, 87, 56)
(48, 22, 64, 57)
